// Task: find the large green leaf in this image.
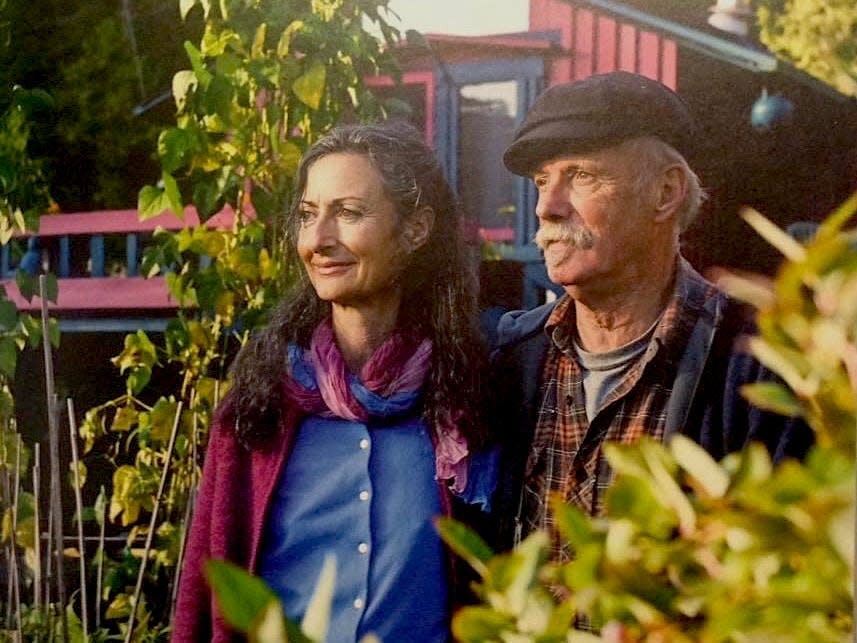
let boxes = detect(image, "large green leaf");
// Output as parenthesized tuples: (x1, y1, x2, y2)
(435, 516, 494, 576)
(670, 434, 730, 498)
(159, 127, 198, 174)
(451, 606, 511, 641)
(0, 300, 17, 330)
(0, 337, 17, 378)
(15, 269, 35, 302)
(206, 559, 279, 633)
(741, 381, 803, 417)
(292, 62, 326, 109)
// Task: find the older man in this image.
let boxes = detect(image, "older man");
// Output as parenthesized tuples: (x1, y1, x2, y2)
(490, 71, 811, 555)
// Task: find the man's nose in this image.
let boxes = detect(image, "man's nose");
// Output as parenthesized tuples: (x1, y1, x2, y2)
(535, 180, 571, 222)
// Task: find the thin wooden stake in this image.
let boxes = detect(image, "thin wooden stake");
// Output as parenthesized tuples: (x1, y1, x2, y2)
(10, 434, 23, 639)
(95, 484, 106, 630)
(124, 401, 183, 643)
(39, 274, 67, 642)
(170, 482, 196, 623)
(33, 442, 42, 609)
(170, 402, 200, 621)
(66, 399, 88, 639)
(2, 433, 13, 632)
(44, 503, 52, 610)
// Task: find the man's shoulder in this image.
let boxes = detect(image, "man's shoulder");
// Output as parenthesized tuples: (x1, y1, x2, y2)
(495, 299, 559, 351)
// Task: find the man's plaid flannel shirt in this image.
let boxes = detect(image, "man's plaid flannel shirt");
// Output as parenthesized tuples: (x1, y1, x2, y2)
(519, 262, 721, 562)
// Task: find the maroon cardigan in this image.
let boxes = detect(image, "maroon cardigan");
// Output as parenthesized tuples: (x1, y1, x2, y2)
(170, 403, 458, 642)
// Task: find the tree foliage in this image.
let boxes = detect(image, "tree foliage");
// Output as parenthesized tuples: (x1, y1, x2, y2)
(0, 0, 200, 210)
(757, 0, 857, 97)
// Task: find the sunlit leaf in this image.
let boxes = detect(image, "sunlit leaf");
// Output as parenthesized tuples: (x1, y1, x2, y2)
(111, 404, 138, 432)
(292, 62, 326, 109)
(149, 398, 179, 443)
(179, 0, 197, 20)
(670, 434, 730, 498)
(741, 207, 807, 263)
(741, 381, 803, 417)
(451, 606, 510, 641)
(301, 554, 335, 642)
(207, 559, 279, 632)
(435, 516, 493, 576)
(250, 600, 289, 643)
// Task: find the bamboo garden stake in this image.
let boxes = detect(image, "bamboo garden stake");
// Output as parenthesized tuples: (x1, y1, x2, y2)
(67, 398, 89, 640)
(39, 274, 67, 642)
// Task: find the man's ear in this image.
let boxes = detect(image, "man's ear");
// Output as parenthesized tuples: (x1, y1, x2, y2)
(403, 206, 435, 252)
(653, 165, 687, 224)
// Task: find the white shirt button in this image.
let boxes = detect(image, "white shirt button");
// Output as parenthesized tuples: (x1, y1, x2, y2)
(359, 438, 369, 450)
(357, 542, 369, 554)
(353, 597, 364, 609)
(359, 490, 370, 501)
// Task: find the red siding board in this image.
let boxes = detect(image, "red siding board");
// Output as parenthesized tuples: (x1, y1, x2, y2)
(661, 39, 678, 89)
(596, 16, 617, 73)
(573, 8, 595, 80)
(618, 23, 637, 73)
(638, 30, 661, 79)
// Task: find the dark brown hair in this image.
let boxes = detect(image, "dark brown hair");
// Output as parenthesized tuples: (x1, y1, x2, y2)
(227, 121, 487, 448)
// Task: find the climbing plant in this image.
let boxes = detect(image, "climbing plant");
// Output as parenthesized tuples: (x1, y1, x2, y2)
(63, 0, 403, 638)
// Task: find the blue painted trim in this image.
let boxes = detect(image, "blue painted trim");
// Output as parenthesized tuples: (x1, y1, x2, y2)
(58, 317, 170, 333)
(446, 58, 545, 84)
(126, 233, 139, 277)
(89, 235, 105, 277)
(1, 245, 10, 278)
(432, 55, 547, 309)
(59, 236, 71, 277)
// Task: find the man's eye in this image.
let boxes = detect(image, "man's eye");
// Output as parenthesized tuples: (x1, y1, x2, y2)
(533, 177, 548, 190)
(338, 207, 363, 220)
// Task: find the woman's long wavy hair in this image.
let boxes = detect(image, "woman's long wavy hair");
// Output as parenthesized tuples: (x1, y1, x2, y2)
(227, 121, 487, 449)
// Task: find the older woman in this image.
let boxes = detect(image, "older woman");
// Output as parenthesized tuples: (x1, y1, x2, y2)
(172, 122, 492, 642)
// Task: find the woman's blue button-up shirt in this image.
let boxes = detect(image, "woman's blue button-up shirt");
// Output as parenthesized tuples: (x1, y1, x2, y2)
(257, 414, 449, 643)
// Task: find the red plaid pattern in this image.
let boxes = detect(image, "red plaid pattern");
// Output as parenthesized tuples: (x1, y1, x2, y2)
(520, 262, 720, 562)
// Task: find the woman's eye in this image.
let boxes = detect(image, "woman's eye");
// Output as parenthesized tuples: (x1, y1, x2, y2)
(297, 210, 316, 225)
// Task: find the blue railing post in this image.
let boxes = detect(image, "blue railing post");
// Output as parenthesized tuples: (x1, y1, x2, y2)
(59, 236, 71, 277)
(126, 233, 139, 277)
(89, 235, 105, 277)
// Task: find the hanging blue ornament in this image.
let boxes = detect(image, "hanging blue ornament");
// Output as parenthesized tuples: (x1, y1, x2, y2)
(751, 88, 795, 131)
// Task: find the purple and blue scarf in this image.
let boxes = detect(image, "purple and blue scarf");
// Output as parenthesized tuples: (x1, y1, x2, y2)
(283, 319, 472, 494)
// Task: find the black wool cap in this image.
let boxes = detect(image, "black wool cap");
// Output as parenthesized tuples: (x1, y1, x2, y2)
(503, 71, 695, 176)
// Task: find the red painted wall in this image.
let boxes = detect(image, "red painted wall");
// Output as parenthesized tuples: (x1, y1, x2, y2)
(529, 0, 677, 88)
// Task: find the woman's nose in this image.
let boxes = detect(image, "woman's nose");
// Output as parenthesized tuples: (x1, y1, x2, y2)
(304, 213, 337, 251)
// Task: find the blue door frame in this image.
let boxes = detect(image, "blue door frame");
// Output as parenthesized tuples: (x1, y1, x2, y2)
(431, 56, 559, 308)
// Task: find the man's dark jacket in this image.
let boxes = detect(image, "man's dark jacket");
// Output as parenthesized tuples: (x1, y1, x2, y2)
(487, 281, 814, 551)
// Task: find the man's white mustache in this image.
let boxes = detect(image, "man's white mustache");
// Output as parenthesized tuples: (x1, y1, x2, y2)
(534, 224, 595, 260)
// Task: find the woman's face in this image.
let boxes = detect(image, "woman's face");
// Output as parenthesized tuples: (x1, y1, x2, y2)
(297, 152, 411, 312)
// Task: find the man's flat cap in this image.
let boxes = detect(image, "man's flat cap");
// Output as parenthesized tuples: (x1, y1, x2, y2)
(503, 71, 695, 176)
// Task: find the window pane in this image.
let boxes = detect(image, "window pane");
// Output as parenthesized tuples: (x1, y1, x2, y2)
(457, 81, 518, 245)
